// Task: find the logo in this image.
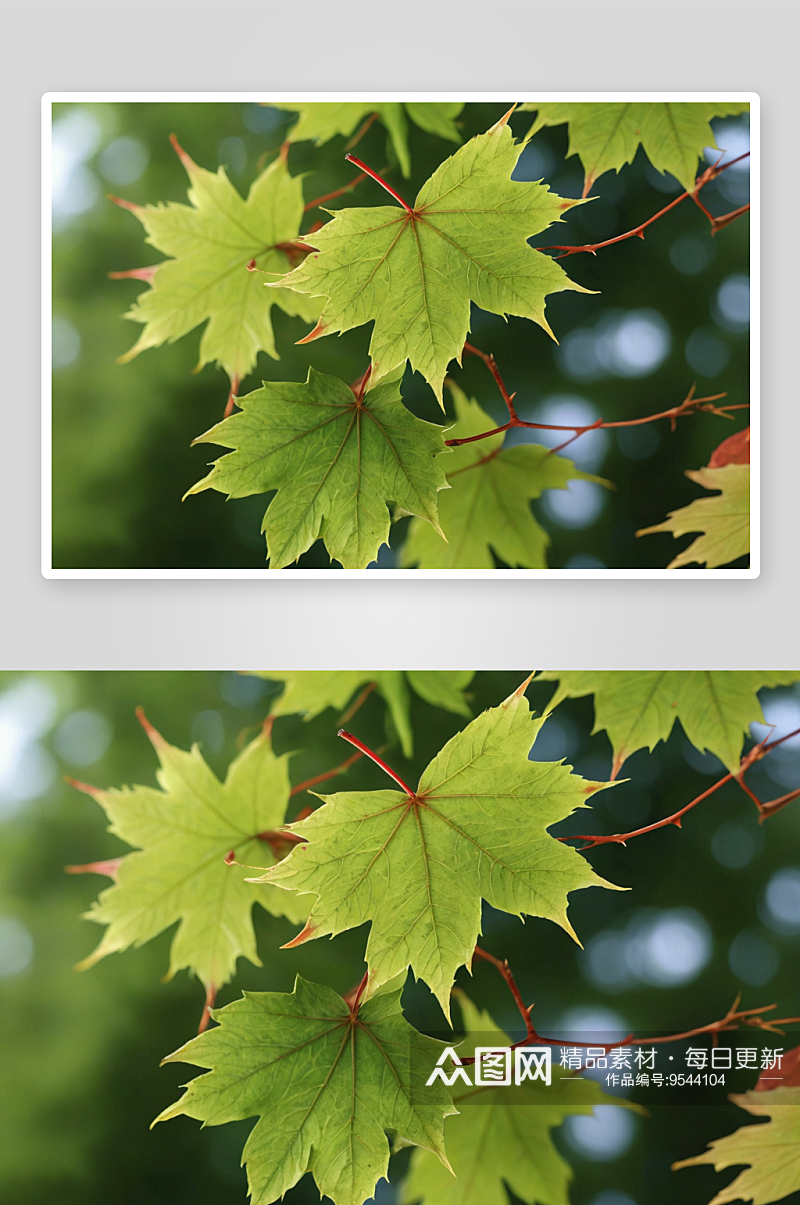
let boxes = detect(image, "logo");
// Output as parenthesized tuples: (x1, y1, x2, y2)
(426, 1045, 552, 1087)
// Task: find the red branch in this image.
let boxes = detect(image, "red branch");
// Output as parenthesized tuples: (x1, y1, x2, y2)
(344, 111, 380, 152)
(463, 945, 799, 1062)
(304, 171, 368, 214)
(340, 682, 376, 726)
(446, 358, 744, 451)
(463, 342, 518, 421)
(289, 747, 364, 798)
(559, 726, 800, 850)
(473, 945, 535, 1041)
(540, 152, 751, 259)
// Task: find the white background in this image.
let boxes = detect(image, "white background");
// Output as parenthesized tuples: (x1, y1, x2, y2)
(2, 0, 797, 669)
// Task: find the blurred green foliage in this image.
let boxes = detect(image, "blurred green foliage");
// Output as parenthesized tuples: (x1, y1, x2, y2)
(1, 670, 797, 1205)
(51, 102, 750, 569)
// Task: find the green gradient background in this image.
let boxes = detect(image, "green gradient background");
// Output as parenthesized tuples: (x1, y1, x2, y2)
(50, 102, 751, 570)
(1, 670, 798, 1205)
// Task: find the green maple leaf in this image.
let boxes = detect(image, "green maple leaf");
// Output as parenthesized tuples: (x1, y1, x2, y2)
(72, 713, 306, 992)
(673, 1088, 800, 1205)
(402, 384, 603, 568)
(186, 367, 448, 569)
(268, 100, 464, 177)
(253, 680, 620, 1019)
(155, 975, 455, 1205)
(402, 994, 638, 1205)
(112, 138, 320, 385)
(637, 464, 750, 569)
(276, 112, 589, 404)
(519, 101, 749, 195)
(253, 670, 475, 757)
(536, 670, 800, 777)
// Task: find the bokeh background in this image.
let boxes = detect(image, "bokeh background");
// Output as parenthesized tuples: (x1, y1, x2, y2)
(50, 101, 751, 570)
(1, 670, 798, 1205)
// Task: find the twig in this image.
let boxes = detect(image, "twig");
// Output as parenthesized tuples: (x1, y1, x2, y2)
(473, 945, 535, 1040)
(303, 171, 368, 214)
(463, 342, 518, 422)
(446, 355, 743, 451)
(558, 726, 800, 850)
(337, 681, 377, 726)
(461, 946, 799, 1064)
(539, 152, 751, 259)
(344, 111, 380, 152)
(289, 747, 365, 797)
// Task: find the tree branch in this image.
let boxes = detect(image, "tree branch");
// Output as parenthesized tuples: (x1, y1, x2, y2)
(539, 151, 751, 259)
(445, 357, 744, 452)
(558, 726, 800, 850)
(461, 946, 799, 1064)
(303, 171, 368, 214)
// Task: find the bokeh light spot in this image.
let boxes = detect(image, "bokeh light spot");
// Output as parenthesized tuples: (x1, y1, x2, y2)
(54, 709, 113, 766)
(0, 917, 33, 979)
(563, 1106, 638, 1161)
(52, 317, 81, 369)
(98, 136, 150, 186)
(762, 868, 800, 935)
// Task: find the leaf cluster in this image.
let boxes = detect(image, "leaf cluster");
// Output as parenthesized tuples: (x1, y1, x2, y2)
(107, 100, 750, 569)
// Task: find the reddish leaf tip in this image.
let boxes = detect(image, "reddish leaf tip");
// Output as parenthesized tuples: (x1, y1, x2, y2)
(296, 318, 329, 346)
(224, 850, 236, 865)
(135, 706, 164, 747)
(64, 776, 103, 799)
(108, 265, 158, 283)
(107, 194, 143, 214)
(169, 133, 195, 174)
(281, 921, 317, 950)
(65, 858, 122, 879)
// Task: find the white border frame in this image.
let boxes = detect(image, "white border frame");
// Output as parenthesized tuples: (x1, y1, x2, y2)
(42, 91, 759, 580)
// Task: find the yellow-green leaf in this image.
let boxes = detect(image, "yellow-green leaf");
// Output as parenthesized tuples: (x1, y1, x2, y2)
(113, 139, 319, 383)
(637, 464, 750, 569)
(73, 714, 305, 991)
(673, 1088, 800, 1205)
(520, 101, 749, 194)
(156, 975, 455, 1205)
(253, 680, 619, 1019)
(402, 384, 602, 568)
(277, 113, 589, 404)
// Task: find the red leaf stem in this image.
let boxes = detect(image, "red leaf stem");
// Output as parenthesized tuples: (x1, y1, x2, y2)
(337, 730, 415, 797)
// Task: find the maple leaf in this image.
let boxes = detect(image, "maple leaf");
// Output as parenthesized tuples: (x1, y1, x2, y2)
(186, 368, 449, 570)
(637, 464, 750, 569)
(252, 670, 474, 757)
(536, 670, 800, 777)
(70, 712, 306, 993)
(111, 138, 320, 387)
(276, 112, 589, 405)
(268, 100, 464, 177)
(155, 975, 455, 1205)
(402, 384, 603, 568)
(253, 680, 620, 1020)
(673, 1087, 800, 1205)
(520, 101, 749, 195)
(402, 993, 639, 1205)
